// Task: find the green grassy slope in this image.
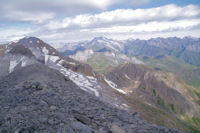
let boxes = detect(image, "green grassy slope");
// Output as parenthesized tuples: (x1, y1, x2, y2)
(85, 52, 136, 74)
(86, 54, 112, 74)
(140, 56, 200, 88)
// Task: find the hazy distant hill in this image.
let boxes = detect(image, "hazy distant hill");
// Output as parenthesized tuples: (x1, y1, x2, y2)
(59, 37, 200, 66)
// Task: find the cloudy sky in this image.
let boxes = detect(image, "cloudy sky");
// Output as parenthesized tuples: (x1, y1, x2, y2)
(0, 0, 200, 44)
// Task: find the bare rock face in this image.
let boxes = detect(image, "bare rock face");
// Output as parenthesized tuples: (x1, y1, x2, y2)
(0, 45, 38, 77)
(0, 64, 180, 133)
(0, 44, 7, 56)
(104, 63, 199, 116)
(8, 45, 34, 57)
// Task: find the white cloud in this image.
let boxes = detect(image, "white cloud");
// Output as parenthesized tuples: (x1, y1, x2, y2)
(0, 0, 151, 23)
(6, 11, 54, 23)
(43, 4, 200, 30)
(92, 19, 200, 33)
(0, 28, 32, 43)
(35, 4, 200, 43)
(86, 0, 151, 9)
(0, 3, 200, 43)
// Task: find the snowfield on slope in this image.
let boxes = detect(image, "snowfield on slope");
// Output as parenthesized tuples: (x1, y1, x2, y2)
(104, 77, 126, 94)
(9, 56, 37, 73)
(42, 51, 101, 97)
(42, 50, 130, 111)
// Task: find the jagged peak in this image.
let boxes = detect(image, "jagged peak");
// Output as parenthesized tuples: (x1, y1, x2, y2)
(23, 36, 40, 40)
(92, 36, 110, 42)
(11, 36, 50, 49)
(18, 36, 42, 43)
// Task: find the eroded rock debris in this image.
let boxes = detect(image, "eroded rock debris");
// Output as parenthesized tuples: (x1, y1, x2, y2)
(0, 64, 180, 133)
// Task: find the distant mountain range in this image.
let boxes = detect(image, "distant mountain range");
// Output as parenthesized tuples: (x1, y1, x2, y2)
(58, 36, 200, 66)
(59, 36, 200, 88)
(69, 50, 143, 74)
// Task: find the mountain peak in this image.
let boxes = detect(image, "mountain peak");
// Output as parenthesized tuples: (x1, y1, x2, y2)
(92, 36, 110, 41)
(18, 36, 41, 43)
(12, 36, 49, 49)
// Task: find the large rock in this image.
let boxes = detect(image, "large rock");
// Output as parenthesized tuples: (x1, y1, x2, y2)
(110, 124, 125, 133)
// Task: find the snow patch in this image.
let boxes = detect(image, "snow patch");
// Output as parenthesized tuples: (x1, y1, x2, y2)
(122, 103, 128, 108)
(21, 56, 28, 67)
(87, 76, 96, 80)
(125, 74, 131, 80)
(66, 61, 76, 65)
(9, 60, 18, 73)
(50, 56, 60, 62)
(59, 67, 100, 97)
(45, 55, 60, 63)
(70, 49, 94, 61)
(104, 77, 126, 94)
(9, 56, 27, 72)
(58, 59, 76, 65)
(29, 47, 43, 61)
(21, 60, 27, 67)
(46, 59, 101, 97)
(45, 55, 49, 63)
(42, 47, 49, 55)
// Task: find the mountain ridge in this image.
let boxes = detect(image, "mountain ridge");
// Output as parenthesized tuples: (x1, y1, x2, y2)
(58, 36, 200, 66)
(1, 36, 200, 132)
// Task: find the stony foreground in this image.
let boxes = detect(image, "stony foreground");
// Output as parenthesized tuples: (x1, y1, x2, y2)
(0, 64, 180, 133)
